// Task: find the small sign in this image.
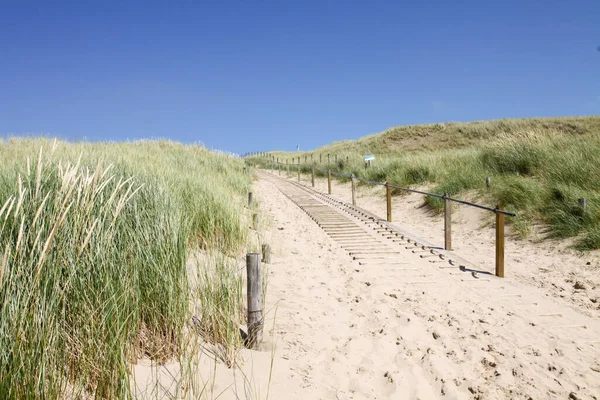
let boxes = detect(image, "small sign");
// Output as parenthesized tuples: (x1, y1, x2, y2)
(364, 154, 375, 161)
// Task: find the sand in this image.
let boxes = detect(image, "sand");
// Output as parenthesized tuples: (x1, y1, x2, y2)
(133, 171, 600, 399)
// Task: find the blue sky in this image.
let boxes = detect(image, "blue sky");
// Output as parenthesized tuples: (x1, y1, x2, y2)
(1, 1, 598, 154)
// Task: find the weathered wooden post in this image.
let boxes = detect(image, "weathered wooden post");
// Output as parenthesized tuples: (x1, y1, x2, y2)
(297, 157, 300, 181)
(248, 192, 253, 207)
(304, 155, 307, 163)
(444, 194, 452, 251)
(278, 161, 281, 175)
(328, 170, 332, 194)
(351, 174, 357, 206)
(261, 244, 271, 264)
(495, 205, 505, 278)
(246, 253, 263, 348)
(253, 213, 258, 229)
(386, 181, 392, 222)
(486, 177, 491, 190)
(287, 160, 290, 177)
(320, 154, 322, 164)
(311, 167, 315, 187)
(579, 198, 587, 211)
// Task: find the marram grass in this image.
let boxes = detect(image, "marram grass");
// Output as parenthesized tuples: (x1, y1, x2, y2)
(259, 116, 600, 250)
(0, 138, 252, 398)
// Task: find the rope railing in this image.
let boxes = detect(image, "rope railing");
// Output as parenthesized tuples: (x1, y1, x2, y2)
(271, 160, 515, 217)
(255, 156, 514, 278)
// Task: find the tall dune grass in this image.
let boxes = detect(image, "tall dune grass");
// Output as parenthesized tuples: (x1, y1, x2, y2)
(257, 116, 600, 250)
(0, 138, 251, 398)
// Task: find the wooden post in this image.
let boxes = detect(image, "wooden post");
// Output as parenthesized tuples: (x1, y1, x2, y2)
(320, 154, 322, 164)
(386, 181, 392, 222)
(253, 213, 258, 229)
(495, 205, 505, 278)
(351, 174, 357, 206)
(297, 158, 300, 181)
(248, 192, 253, 207)
(444, 194, 452, 251)
(311, 167, 315, 187)
(311, 154, 313, 161)
(287, 160, 290, 177)
(246, 253, 263, 348)
(486, 177, 491, 190)
(304, 155, 307, 163)
(328, 153, 330, 164)
(328, 170, 332, 194)
(261, 244, 271, 264)
(278, 162, 281, 175)
(578, 198, 587, 211)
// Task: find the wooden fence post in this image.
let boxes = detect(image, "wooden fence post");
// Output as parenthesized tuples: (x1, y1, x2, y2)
(486, 177, 491, 190)
(386, 181, 392, 222)
(278, 161, 281, 175)
(248, 192, 253, 207)
(287, 160, 290, 177)
(328, 170, 332, 194)
(297, 158, 300, 181)
(253, 213, 258, 229)
(320, 154, 322, 164)
(261, 244, 271, 264)
(444, 194, 452, 251)
(495, 205, 505, 278)
(579, 198, 587, 211)
(246, 253, 263, 348)
(311, 167, 315, 187)
(351, 174, 357, 206)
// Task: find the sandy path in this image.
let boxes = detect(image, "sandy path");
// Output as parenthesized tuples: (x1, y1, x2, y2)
(277, 168, 600, 320)
(253, 171, 600, 400)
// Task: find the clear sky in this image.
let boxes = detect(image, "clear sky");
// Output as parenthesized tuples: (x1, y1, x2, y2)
(1, 1, 599, 154)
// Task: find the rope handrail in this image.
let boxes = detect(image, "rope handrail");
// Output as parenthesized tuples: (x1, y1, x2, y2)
(268, 160, 516, 217)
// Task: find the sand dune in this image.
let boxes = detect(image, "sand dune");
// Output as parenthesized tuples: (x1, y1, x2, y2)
(134, 171, 600, 399)
(247, 172, 599, 399)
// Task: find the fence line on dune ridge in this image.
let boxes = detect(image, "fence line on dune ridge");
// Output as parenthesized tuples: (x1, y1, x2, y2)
(254, 155, 514, 278)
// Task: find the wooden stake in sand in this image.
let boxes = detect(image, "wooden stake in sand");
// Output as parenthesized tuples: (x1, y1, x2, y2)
(495, 205, 505, 278)
(351, 174, 357, 206)
(248, 192, 253, 207)
(246, 253, 263, 348)
(261, 244, 271, 264)
(385, 181, 392, 222)
(444, 193, 452, 251)
(311, 167, 315, 187)
(328, 170, 332, 194)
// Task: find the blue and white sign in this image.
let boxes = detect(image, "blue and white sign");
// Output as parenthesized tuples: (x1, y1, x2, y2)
(364, 154, 375, 161)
